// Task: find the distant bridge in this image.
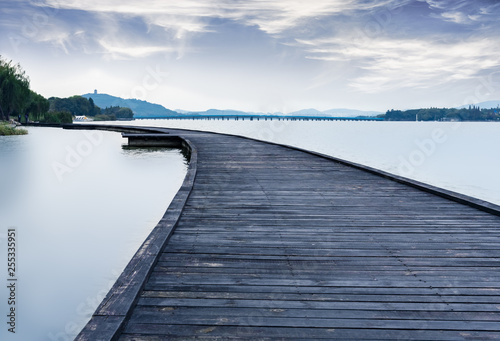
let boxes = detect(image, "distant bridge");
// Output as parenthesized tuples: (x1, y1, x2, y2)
(134, 115, 384, 121)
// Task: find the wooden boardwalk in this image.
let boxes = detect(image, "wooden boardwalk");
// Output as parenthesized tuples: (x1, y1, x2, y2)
(77, 127, 500, 340)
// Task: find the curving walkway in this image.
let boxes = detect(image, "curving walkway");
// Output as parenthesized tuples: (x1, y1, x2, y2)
(77, 127, 500, 340)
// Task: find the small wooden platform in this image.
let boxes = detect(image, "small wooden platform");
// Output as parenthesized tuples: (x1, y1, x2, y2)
(77, 127, 500, 340)
(121, 133, 184, 147)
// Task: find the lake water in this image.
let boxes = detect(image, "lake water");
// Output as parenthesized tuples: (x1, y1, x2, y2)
(121, 119, 500, 206)
(0, 127, 188, 340)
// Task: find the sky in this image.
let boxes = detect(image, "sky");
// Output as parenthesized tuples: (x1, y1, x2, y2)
(1, 0, 500, 113)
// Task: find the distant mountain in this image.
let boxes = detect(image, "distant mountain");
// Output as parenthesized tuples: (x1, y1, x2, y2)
(81, 93, 178, 118)
(458, 100, 500, 109)
(187, 109, 256, 116)
(287, 108, 383, 117)
(81, 92, 383, 119)
(287, 108, 324, 116)
(322, 108, 383, 117)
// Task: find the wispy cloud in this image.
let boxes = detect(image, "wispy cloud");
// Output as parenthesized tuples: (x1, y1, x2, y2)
(220, 0, 409, 35)
(35, 30, 74, 54)
(22, 0, 415, 61)
(421, 0, 499, 25)
(36, 0, 409, 36)
(98, 40, 176, 59)
(438, 11, 472, 24)
(298, 35, 500, 92)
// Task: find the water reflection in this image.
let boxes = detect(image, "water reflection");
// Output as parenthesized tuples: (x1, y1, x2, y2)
(121, 146, 191, 165)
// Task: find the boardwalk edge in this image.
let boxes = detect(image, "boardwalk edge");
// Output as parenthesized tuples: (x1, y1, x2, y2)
(269, 141, 500, 217)
(162, 125, 500, 217)
(74, 131, 197, 340)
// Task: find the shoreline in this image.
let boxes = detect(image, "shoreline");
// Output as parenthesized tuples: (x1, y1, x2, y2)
(0, 121, 28, 136)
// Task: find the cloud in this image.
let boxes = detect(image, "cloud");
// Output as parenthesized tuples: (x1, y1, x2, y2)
(19, 0, 414, 61)
(438, 11, 470, 24)
(221, 0, 409, 35)
(36, 0, 409, 36)
(98, 40, 177, 59)
(34, 30, 73, 54)
(421, 0, 500, 25)
(298, 35, 500, 92)
(419, 0, 463, 10)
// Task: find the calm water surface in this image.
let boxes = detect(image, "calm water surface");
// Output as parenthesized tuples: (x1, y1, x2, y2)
(0, 127, 187, 340)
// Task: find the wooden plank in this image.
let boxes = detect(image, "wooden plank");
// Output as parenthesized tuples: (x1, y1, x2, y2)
(130, 305, 500, 321)
(125, 313, 500, 331)
(139, 290, 500, 304)
(119, 324, 500, 340)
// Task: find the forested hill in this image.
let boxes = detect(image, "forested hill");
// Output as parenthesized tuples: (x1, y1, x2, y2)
(82, 93, 178, 117)
(381, 106, 500, 121)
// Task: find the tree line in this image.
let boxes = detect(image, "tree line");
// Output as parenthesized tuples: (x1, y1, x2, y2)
(0, 57, 51, 122)
(49, 97, 134, 121)
(381, 106, 500, 121)
(99, 106, 134, 121)
(39, 93, 136, 122)
(1, 56, 134, 124)
(49, 96, 100, 117)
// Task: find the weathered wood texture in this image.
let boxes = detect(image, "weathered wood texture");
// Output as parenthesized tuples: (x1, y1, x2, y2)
(99, 128, 500, 340)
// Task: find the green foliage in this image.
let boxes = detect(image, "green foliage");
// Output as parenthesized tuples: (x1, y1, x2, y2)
(382, 106, 500, 121)
(0, 56, 53, 123)
(27, 91, 50, 122)
(0, 57, 31, 121)
(89, 97, 96, 110)
(40, 111, 73, 124)
(49, 96, 135, 121)
(49, 96, 101, 116)
(0, 122, 28, 135)
(101, 106, 133, 119)
(93, 114, 116, 121)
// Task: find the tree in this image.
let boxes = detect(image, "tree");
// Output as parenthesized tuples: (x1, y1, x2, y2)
(49, 96, 101, 116)
(26, 91, 50, 121)
(102, 106, 133, 119)
(380, 106, 500, 121)
(0, 57, 31, 121)
(88, 97, 100, 116)
(40, 111, 73, 124)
